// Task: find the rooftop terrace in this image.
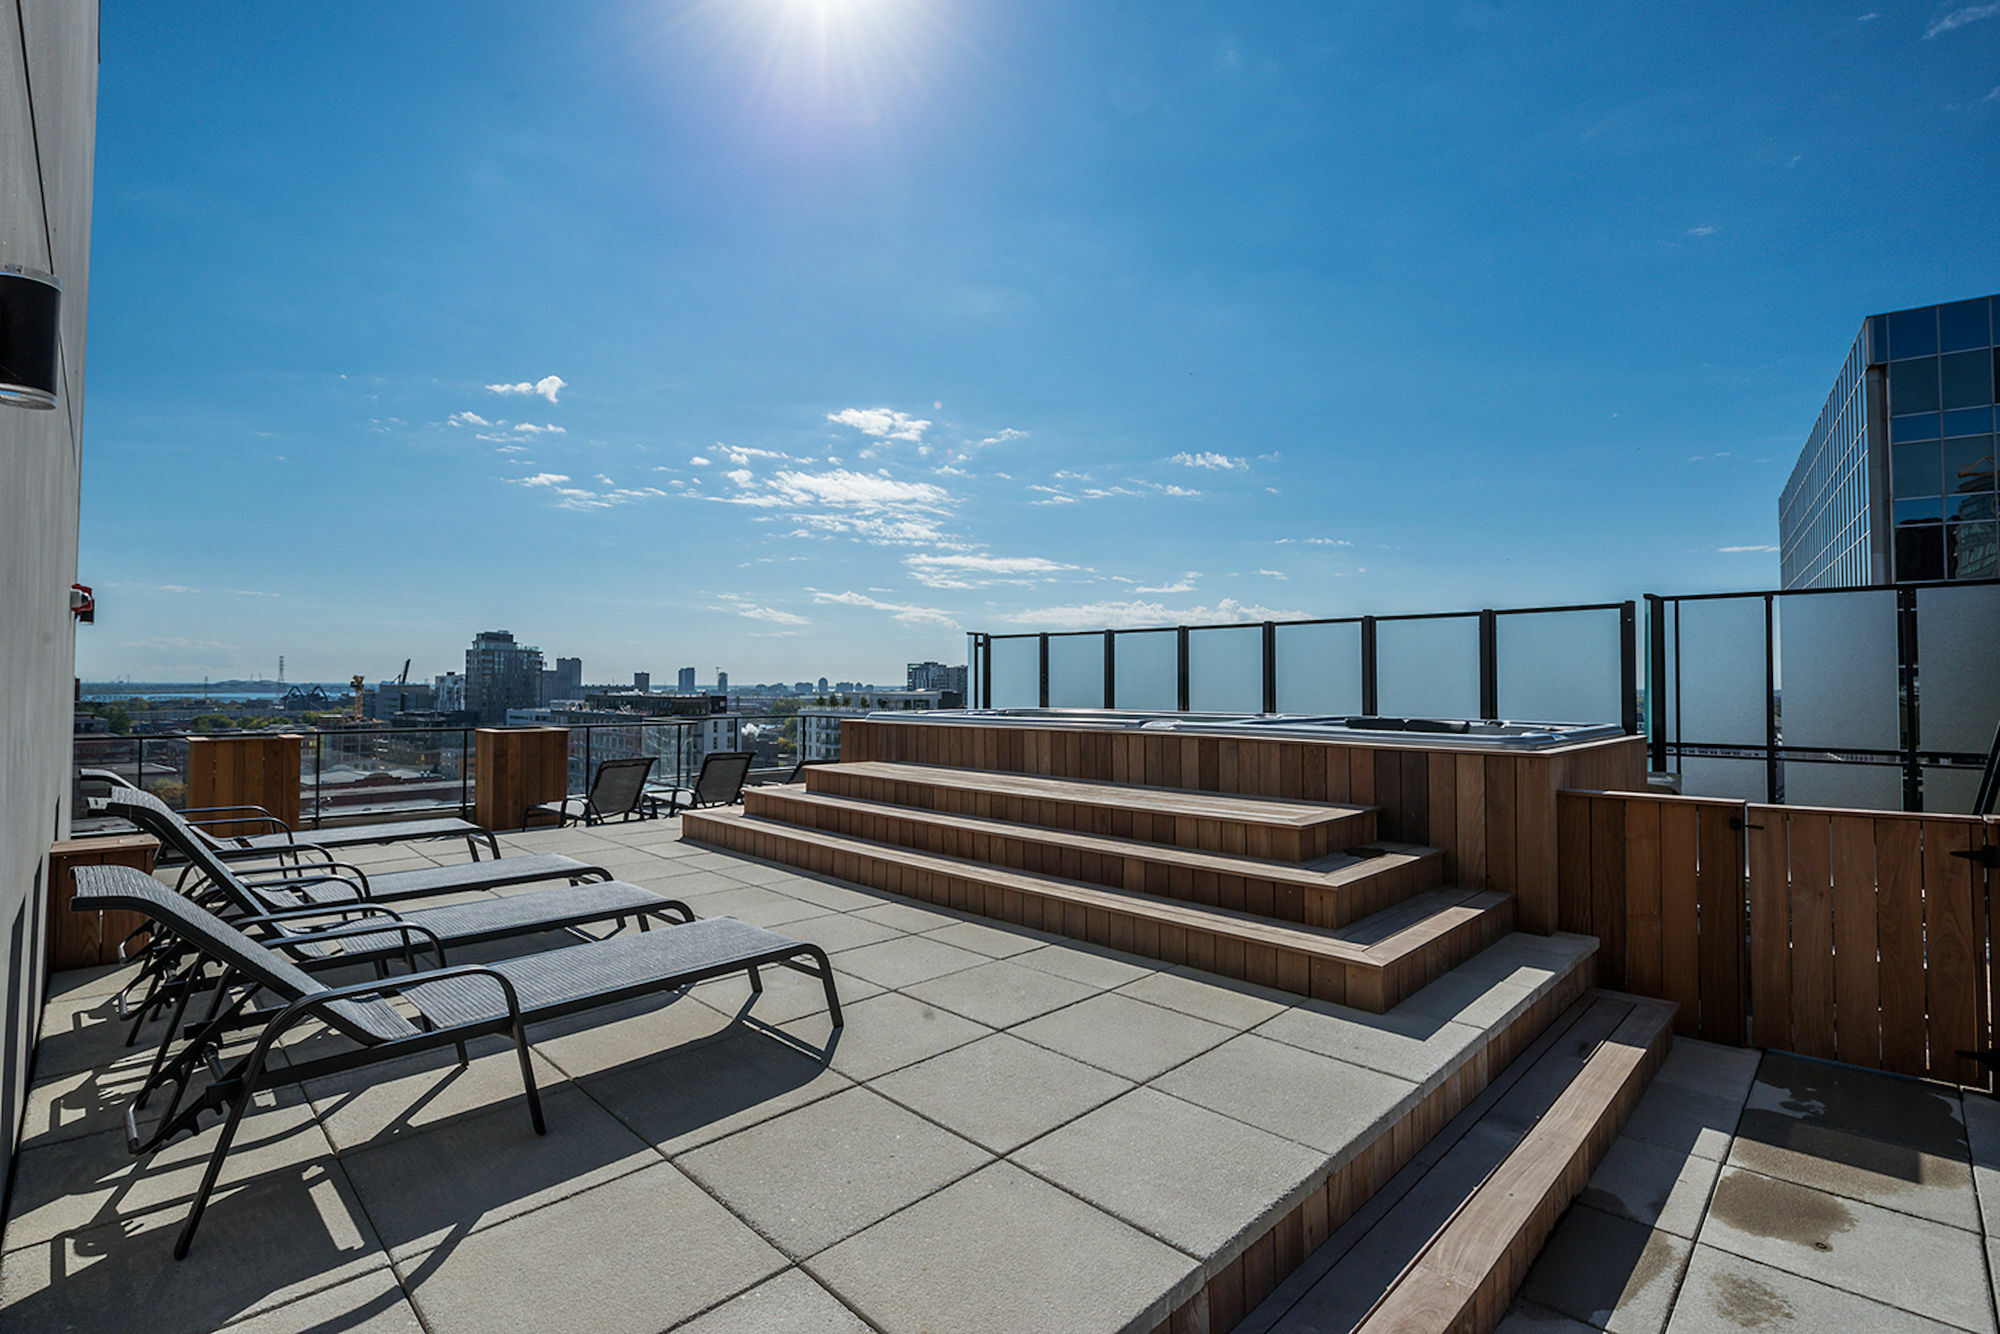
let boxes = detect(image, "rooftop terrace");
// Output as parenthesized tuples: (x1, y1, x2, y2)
(8, 808, 2000, 1334)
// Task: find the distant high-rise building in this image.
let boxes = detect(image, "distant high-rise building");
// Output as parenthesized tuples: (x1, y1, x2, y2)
(907, 661, 968, 699)
(634, 671, 651, 693)
(716, 669, 728, 693)
(540, 655, 583, 706)
(817, 677, 829, 693)
(1781, 293, 1999, 588)
(464, 631, 544, 725)
(678, 666, 696, 691)
(434, 672, 466, 712)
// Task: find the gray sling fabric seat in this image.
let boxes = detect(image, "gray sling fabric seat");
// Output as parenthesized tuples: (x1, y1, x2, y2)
(526, 755, 657, 828)
(649, 750, 757, 815)
(71, 864, 841, 1260)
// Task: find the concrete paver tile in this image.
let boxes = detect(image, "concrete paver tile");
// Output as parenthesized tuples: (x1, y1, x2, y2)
(874, 1032, 1134, 1154)
(902, 957, 1101, 1028)
(1011, 991, 1233, 1082)
(580, 1022, 853, 1156)
(785, 989, 992, 1081)
(669, 1266, 872, 1333)
(1152, 1032, 1417, 1156)
(1665, 1242, 1974, 1333)
(1116, 966, 1291, 1031)
(1578, 1134, 1725, 1240)
(1518, 1203, 1692, 1334)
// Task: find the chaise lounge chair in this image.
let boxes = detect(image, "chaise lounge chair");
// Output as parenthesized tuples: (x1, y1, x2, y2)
(524, 755, 657, 828)
(71, 864, 842, 1260)
(80, 766, 500, 860)
(647, 750, 756, 816)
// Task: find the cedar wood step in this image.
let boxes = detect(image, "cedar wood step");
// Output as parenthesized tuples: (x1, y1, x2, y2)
(1239, 990, 1676, 1334)
(682, 808, 1514, 1012)
(806, 760, 1377, 861)
(746, 786, 1440, 930)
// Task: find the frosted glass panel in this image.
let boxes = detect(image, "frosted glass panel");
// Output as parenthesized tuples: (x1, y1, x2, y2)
(1495, 611, 1623, 724)
(1188, 626, 1263, 713)
(1922, 765, 1985, 815)
(1275, 622, 1363, 715)
(1679, 755, 1767, 803)
(1048, 635, 1105, 708)
(1674, 598, 1768, 746)
(1376, 617, 1480, 718)
(989, 637, 1039, 708)
(1776, 591, 1900, 751)
(1113, 630, 1178, 711)
(1917, 584, 2000, 753)
(1781, 761, 1903, 811)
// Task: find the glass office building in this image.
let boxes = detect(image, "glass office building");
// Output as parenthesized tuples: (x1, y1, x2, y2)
(1780, 294, 1999, 588)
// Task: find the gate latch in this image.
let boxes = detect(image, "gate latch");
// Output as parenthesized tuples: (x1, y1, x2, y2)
(1950, 846, 2000, 870)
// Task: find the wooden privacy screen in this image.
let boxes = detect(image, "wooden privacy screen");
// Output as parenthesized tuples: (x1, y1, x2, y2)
(1557, 792, 1746, 1045)
(187, 734, 303, 837)
(1559, 789, 2000, 1087)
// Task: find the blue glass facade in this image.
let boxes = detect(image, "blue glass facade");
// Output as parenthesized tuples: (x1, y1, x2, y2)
(1780, 294, 2000, 588)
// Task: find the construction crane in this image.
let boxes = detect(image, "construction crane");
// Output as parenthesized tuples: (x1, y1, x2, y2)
(350, 673, 366, 722)
(397, 658, 411, 713)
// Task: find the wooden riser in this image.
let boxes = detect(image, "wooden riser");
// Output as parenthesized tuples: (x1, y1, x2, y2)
(807, 761, 1377, 862)
(744, 788, 1441, 931)
(682, 810, 1515, 1012)
(1232, 991, 1676, 1334)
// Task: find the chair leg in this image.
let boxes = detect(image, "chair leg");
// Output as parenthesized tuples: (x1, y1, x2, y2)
(511, 1019, 546, 1135)
(454, 1039, 470, 1067)
(805, 948, 841, 1027)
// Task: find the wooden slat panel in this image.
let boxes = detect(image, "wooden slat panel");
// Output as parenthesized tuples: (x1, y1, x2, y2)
(1455, 754, 1487, 887)
(1829, 814, 1882, 1069)
(1624, 799, 1663, 998)
(1923, 819, 1982, 1086)
(1747, 815, 1791, 1052)
(1555, 792, 1592, 935)
(1695, 803, 1746, 1046)
(1658, 802, 1702, 1037)
(1786, 812, 1836, 1061)
(1588, 797, 1627, 990)
(1875, 818, 1927, 1078)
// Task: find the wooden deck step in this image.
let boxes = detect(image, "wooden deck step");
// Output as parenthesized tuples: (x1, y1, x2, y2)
(807, 760, 1377, 861)
(1238, 990, 1676, 1334)
(681, 808, 1514, 1012)
(745, 786, 1439, 930)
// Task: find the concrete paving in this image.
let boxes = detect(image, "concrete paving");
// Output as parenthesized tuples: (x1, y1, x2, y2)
(6, 812, 1993, 1333)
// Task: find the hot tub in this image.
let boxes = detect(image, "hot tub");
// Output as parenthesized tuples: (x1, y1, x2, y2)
(879, 709, 1627, 751)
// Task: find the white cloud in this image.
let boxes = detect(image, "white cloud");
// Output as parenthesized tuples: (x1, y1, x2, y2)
(496, 444, 528, 454)
(486, 374, 565, 404)
(904, 552, 1077, 588)
(1001, 597, 1306, 630)
(768, 469, 949, 508)
(1718, 544, 1780, 553)
(1927, 3, 1999, 36)
(725, 468, 756, 488)
(1256, 569, 1289, 580)
(1134, 573, 1199, 594)
(812, 590, 961, 629)
(230, 589, 281, 598)
(516, 473, 570, 487)
(713, 599, 811, 626)
(1169, 451, 1244, 470)
(1687, 225, 1718, 237)
(827, 407, 932, 444)
(785, 514, 953, 546)
(513, 422, 566, 435)
(978, 428, 1027, 447)
(448, 411, 493, 428)
(689, 455, 713, 467)
(1274, 537, 1352, 546)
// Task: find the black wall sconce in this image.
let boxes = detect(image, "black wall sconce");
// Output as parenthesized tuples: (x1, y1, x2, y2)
(0, 265, 62, 410)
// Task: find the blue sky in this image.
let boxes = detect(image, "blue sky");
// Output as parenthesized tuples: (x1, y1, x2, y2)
(76, 1, 2000, 686)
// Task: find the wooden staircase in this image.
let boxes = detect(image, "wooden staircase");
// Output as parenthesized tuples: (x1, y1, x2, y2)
(684, 762, 1513, 1013)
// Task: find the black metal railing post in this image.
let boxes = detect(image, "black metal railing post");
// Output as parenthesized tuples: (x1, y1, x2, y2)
(460, 728, 471, 816)
(980, 636, 993, 708)
(1763, 593, 1780, 804)
(1176, 627, 1191, 712)
(1262, 622, 1278, 715)
(1360, 617, 1378, 716)
(311, 733, 323, 828)
(1619, 600, 1639, 737)
(1644, 595, 1666, 767)
(1898, 585, 1922, 811)
(1103, 630, 1116, 709)
(1477, 610, 1499, 721)
(1038, 634, 1051, 709)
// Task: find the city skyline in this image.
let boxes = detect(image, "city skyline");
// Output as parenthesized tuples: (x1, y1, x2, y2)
(74, 2, 2000, 683)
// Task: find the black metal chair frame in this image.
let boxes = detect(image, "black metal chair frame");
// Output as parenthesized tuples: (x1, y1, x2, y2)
(649, 750, 758, 816)
(71, 865, 842, 1261)
(523, 755, 659, 829)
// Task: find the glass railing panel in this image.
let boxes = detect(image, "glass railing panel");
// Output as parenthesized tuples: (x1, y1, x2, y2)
(1048, 634, 1106, 708)
(1495, 609, 1623, 725)
(1112, 629, 1178, 711)
(1780, 759, 1903, 811)
(989, 637, 1040, 708)
(309, 727, 469, 821)
(1916, 583, 2000, 754)
(1672, 596, 1769, 747)
(1921, 764, 1985, 815)
(1775, 590, 1900, 751)
(1376, 616, 1480, 719)
(1187, 625, 1263, 714)
(1274, 621, 1362, 716)
(1678, 755, 1767, 803)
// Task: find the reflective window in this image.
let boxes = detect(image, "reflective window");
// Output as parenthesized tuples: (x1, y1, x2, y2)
(1948, 523, 1998, 579)
(1896, 522, 1946, 581)
(1941, 350, 1995, 410)
(1888, 306, 1938, 359)
(1942, 407, 1994, 438)
(1891, 413, 1940, 443)
(1892, 442, 1941, 498)
(1890, 357, 1941, 413)
(1937, 297, 1991, 354)
(1944, 492, 1997, 521)
(1895, 496, 1943, 525)
(1942, 435, 1998, 492)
